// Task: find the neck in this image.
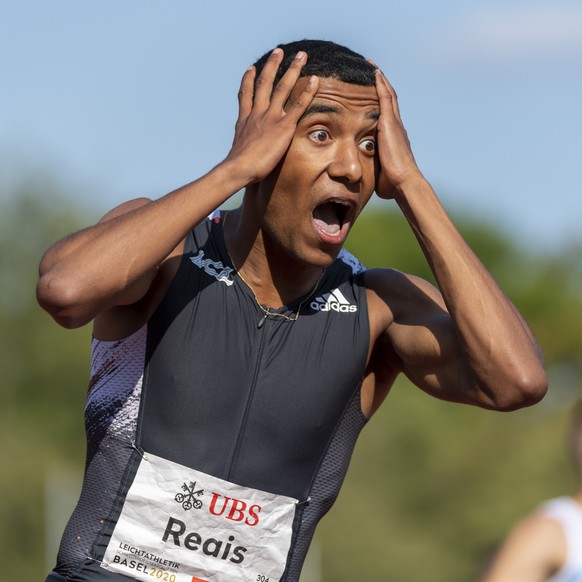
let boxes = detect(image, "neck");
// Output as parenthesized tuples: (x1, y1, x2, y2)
(223, 207, 325, 309)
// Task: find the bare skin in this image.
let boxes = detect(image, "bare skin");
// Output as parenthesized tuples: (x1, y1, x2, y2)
(480, 511, 569, 582)
(36, 48, 547, 418)
(481, 422, 582, 582)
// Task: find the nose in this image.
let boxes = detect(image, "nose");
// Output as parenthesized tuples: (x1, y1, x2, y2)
(327, 140, 363, 185)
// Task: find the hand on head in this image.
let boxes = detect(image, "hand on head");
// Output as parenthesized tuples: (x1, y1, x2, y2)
(226, 49, 319, 185)
(372, 68, 421, 200)
(226, 42, 422, 203)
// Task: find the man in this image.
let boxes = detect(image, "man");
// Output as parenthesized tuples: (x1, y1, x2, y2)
(481, 404, 582, 582)
(37, 39, 547, 582)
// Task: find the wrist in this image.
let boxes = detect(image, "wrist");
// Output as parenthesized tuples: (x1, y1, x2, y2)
(209, 157, 256, 194)
(393, 172, 431, 204)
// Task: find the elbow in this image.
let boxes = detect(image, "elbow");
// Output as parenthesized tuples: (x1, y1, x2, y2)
(488, 367, 549, 412)
(36, 273, 91, 329)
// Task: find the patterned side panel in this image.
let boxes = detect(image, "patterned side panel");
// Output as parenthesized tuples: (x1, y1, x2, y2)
(281, 389, 368, 582)
(85, 327, 146, 462)
(50, 327, 146, 580)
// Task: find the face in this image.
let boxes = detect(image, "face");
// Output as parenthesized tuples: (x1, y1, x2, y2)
(256, 77, 380, 268)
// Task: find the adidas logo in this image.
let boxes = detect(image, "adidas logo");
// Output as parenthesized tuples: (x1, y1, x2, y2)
(311, 288, 357, 313)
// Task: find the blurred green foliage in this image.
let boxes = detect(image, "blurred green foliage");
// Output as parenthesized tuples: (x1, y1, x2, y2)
(1, 180, 580, 581)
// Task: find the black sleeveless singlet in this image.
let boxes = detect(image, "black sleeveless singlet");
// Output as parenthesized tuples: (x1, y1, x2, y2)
(46, 211, 370, 582)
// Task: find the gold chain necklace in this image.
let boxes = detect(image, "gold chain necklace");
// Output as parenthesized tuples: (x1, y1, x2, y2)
(222, 212, 324, 328)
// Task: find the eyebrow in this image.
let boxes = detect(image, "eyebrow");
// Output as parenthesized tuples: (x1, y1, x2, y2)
(302, 102, 380, 121)
(302, 103, 342, 118)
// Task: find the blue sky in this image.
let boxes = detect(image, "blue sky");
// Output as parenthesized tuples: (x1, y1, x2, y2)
(2, 0, 581, 252)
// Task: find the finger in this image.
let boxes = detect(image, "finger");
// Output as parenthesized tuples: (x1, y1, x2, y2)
(270, 50, 308, 109)
(375, 68, 402, 123)
(237, 66, 256, 123)
(283, 75, 320, 122)
(253, 48, 284, 109)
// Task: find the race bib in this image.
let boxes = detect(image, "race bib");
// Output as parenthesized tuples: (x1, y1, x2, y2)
(101, 452, 298, 582)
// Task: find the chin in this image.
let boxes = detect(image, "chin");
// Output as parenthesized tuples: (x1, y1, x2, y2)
(299, 244, 343, 269)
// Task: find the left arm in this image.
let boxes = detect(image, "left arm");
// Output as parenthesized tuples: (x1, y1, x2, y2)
(370, 69, 547, 410)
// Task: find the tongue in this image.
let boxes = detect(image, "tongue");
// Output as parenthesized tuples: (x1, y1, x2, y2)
(313, 202, 341, 235)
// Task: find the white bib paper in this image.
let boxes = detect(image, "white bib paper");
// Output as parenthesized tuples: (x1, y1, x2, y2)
(101, 452, 298, 582)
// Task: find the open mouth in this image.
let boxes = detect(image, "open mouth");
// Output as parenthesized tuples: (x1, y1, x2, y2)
(312, 198, 356, 243)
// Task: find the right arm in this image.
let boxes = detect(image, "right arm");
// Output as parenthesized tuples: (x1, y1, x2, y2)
(36, 48, 319, 329)
(36, 166, 247, 329)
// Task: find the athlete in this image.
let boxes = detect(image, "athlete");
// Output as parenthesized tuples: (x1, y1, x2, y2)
(37, 39, 547, 582)
(481, 403, 582, 582)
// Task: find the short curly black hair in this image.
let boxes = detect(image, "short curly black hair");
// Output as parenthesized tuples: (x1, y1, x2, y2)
(253, 39, 376, 88)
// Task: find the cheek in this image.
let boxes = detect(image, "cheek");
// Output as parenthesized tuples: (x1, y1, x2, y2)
(277, 157, 318, 189)
(357, 158, 377, 206)
(277, 138, 323, 182)
(268, 170, 317, 217)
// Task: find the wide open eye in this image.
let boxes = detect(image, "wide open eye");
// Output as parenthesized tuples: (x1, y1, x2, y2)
(360, 139, 376, 154)
(309, 130, 331, 143)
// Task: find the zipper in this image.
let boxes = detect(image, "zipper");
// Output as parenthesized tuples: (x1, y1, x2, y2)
(226, 315, 267, 480)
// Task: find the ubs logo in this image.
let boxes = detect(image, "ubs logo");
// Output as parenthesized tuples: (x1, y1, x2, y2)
(175, 481, 204, 511)
(174, 480, 263, 526)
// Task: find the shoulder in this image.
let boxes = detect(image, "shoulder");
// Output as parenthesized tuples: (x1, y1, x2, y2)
(363, 267, 457, 375)
(363, 267, 446, 324)
(486, 510, 567, 580)
(511, 510, 568, 548)
(92, 203, 205, 341)
(364, 267, 442, 301)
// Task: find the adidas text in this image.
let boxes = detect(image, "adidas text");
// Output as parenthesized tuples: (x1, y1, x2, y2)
(311, 288, 357, 313)
(310, 301, 357, 313)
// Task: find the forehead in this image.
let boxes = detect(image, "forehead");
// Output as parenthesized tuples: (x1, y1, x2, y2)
(291, 77, 379, 116)
(312, 77, 379, 108)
